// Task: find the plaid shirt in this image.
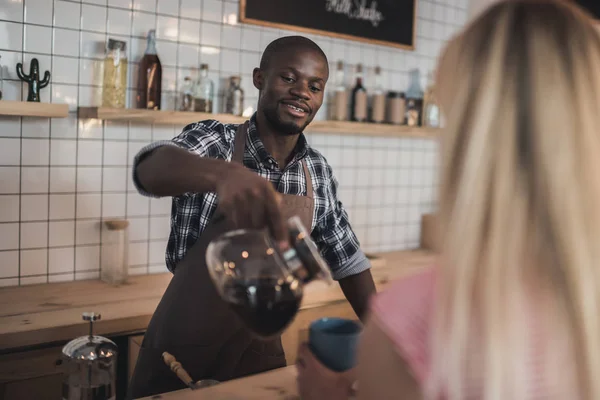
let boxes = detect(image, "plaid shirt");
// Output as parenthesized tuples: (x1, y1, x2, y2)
(133, 113, 370, 280)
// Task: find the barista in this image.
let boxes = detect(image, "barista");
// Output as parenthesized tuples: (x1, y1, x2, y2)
(127, 36, 376, 399)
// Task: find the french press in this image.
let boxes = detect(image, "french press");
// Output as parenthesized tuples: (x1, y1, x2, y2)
(61, 312, 118, 400)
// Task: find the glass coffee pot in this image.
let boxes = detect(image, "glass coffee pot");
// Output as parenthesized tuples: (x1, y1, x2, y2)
(206, 216, 333, 339)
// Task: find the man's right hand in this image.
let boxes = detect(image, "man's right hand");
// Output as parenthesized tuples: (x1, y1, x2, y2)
(216, 163, 287, 245)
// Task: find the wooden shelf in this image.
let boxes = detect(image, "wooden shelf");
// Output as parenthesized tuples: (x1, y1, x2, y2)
(77, 107, 440, 138)
(0, 100, 69, 118)
(78, 106, 245, 125)
(306, 120, 438, 138)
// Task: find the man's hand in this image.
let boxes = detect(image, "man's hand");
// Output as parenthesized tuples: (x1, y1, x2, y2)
(217, 163, 287, 245)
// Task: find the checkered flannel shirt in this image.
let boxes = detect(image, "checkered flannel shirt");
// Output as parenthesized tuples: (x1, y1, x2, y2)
(132, 113, 370, 280)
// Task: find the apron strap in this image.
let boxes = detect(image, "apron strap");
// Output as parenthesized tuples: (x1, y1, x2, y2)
(232, 120, 313, 198)
(301, 160, 313, 198)
(232, 121, 249, 164)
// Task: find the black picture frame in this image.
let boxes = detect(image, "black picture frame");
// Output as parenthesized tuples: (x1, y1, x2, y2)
(240, 0, 418, 50)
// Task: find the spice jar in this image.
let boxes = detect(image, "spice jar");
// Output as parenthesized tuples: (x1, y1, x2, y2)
(387, 92, 405, 125)
(102, 39, 128, 108)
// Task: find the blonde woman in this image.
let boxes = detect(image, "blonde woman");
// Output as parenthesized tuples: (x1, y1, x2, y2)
(297, 0, 600, 398)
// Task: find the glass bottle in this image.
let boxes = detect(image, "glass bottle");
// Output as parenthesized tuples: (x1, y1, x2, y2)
(179, 76, 194, 111)
(330, 60, 348, 121)
(405, 69, 424, 127)
(422, 72, 440, 127)
(224, 75, 244, 116)
(102, 39, 128, 108)
(350, 64, 367, 122)
(136, 29, 162, 110)
(193, 64, 214, 113)
(371, 66, 385, 123)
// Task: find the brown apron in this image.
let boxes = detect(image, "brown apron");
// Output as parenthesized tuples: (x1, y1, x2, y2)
(127, 122, 315, 399)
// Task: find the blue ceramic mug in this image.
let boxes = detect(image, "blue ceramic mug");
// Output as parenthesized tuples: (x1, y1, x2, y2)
(308, 317, 362, 372)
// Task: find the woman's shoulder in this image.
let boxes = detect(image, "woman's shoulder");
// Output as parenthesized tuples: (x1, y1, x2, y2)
(372, 266, 437, 317)
(369, 266, 437, 383)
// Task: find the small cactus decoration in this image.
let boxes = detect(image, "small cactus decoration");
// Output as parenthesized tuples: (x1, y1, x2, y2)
(16, 58, 50, 102)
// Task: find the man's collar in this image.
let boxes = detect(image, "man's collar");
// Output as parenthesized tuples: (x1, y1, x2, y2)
(246, 113, 309, 167)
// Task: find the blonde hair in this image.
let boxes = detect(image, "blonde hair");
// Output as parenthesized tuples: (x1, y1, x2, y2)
(429, 1, 600, 399)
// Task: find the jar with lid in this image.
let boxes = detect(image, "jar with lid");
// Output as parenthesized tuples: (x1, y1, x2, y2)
(224, 75, 244, 116)
(61, 312, 118, 400)
(102, 39, 128, 108)
(387, 92, 405, 125)
(101, 219, 129, 286)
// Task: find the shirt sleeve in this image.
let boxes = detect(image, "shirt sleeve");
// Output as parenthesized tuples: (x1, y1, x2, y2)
(132, 120, 234, 198)
(311, 164, 371, 280)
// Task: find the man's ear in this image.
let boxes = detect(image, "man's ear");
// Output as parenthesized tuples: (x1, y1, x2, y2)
(253, 67, 264, 90)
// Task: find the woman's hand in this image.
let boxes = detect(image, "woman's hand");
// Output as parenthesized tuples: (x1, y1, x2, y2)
(296, 342, 357, 400)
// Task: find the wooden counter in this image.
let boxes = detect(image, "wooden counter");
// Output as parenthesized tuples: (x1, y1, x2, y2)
(137, 366, 299, 400)
(0, 250, 434, 351)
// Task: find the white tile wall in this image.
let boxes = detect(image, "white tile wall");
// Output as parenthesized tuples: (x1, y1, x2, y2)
(0, 0, 468, 286)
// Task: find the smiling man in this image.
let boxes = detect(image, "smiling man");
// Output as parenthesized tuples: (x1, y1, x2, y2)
(127, 36, 376, 399)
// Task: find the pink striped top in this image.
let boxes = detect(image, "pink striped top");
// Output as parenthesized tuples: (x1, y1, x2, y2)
(370, 267, 567, 399)
(370, 267, 437, 386)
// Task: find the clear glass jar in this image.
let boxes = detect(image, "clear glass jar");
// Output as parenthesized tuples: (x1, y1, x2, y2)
(102, 39, 128, 108)
(101, 220, 129, 286)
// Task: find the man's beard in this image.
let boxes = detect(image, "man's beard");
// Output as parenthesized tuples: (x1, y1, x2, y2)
(263, 104, 310, 135)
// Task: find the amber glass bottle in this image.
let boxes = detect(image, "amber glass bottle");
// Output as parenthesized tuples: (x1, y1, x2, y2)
(136, 29, 162, 110)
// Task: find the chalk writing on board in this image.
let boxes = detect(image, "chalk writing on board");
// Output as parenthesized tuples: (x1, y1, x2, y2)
(325, 0, 384, 27)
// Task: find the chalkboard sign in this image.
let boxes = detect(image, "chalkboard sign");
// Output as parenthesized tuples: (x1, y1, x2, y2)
(240, 0, 417, 50)
(575, 0, 600, 18)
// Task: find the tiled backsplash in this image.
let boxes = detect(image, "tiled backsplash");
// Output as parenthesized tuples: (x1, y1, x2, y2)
(0, 0, 467, 286)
